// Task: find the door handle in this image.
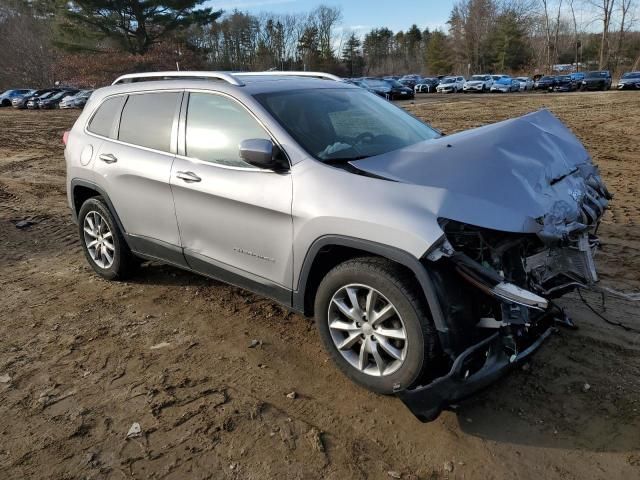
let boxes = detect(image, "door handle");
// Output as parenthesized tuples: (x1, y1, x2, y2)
(176, 171, 201, 183)
(98, 153, 118, 164)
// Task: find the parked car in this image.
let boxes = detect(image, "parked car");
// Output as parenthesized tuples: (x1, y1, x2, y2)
(39, 89, 79, 109)
(12, 89, 53, 109)
(463, 74, 493, 93)
(382, 78, 415, 99)
(357, 78, 393, 98)
(617, 71, 640, 90)
(436, 76, 465, 93)
(490, 75, 518, 92)
(27, 91, 60, 109)
(553, 75, 576, 92)
(65, 70, 610, 423)
(60, 90, 93, 109)
(516, 77, 534, 91)
(0, 89, 33, 106)
(570, 72, 585, 83)
(414, 77, 440, 93)
(580, 70, 612, 91)
(534, 75, 557, 90)
(398, 75, 422, 89)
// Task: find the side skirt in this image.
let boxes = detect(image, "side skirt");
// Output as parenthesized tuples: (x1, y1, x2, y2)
(126, 234, 295, 312)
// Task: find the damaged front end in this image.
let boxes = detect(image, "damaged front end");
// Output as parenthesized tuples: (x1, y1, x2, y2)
(375, 111, 613, 422)
(398, 216, 606, 422)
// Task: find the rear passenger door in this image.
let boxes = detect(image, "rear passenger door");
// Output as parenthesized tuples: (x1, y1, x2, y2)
(90, 91, 186, 266)
(170, 91, 293, 300)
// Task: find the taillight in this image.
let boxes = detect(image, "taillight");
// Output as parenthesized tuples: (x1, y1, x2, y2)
(63, 131, 69, 146)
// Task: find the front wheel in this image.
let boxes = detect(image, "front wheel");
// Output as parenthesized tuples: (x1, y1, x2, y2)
(314, 257, 439, 394)
(78, 197, 137, 280)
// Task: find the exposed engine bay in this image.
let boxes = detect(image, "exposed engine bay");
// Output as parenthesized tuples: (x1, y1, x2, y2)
(369, 110, 614, 421)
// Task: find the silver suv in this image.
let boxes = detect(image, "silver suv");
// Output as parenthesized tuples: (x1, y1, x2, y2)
(65, 71, 611, 421)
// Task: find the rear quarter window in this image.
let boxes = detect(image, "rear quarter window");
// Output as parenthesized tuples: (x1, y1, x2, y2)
(87, 96, 126, 139)
(118, 92, 180, 152)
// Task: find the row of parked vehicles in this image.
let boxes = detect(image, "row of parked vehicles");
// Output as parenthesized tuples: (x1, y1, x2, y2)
(349, 74, 545, 96)
(0, 88, 93, 109)
(352, 70, 639, 97)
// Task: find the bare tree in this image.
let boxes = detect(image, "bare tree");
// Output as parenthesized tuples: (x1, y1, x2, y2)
(586, 0, 617, 68)
(310, 5, 342, 61)
(540, 0, 564, 71)
(0, 4, 55, 88)
(615, 0, 636, 68)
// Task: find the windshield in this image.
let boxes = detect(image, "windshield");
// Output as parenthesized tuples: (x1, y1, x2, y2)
(585, 71, 607, 78)
(622, 72, 640, 79)
(255, 88, 440, 162)
(442, 78, 455, 84)
(541, 76, 554, 81)
(470, 75, 486, 81)
(384, 79, 404, 88)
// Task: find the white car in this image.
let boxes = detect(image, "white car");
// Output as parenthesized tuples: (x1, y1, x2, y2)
(516, 77, 534, 91)
(463, 74, 493, 93)
(436, 76, 465, 93)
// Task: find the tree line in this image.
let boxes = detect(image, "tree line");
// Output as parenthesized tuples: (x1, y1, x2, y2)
(0, 0, 639, 89)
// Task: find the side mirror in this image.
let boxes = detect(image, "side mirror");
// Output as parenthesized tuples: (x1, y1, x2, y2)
(239, 138, 286, 170)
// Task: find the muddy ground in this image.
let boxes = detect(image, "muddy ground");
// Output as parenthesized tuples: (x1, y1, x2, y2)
(1, 92, 639, 480)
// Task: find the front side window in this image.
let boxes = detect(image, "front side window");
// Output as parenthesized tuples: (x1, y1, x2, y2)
(255, 88, 439, 162)
(118, 92, 180, 152)
(185, 92, 270, 168)
(87, 95, 126, 139)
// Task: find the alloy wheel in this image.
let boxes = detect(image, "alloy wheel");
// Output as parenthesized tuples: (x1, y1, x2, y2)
(83, 211, 115, 269)
(328, 284, 407, 377)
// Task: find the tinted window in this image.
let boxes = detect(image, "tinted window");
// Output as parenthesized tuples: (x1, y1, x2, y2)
(88, 96, 126, 139)
(185, 92, 269, 168)
(119, 92, 179, 152)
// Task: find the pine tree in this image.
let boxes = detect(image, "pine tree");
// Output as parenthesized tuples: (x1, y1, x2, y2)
(425, 30, 453, 74)
(62, 0, 222, 55)
(341, 33, 362, 77)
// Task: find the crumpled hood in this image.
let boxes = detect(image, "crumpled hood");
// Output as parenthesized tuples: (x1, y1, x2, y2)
(351, 109, 610, 242)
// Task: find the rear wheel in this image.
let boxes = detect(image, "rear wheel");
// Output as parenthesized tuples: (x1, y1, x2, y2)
(78, 197, 136, 280)
(314, 257, 439, 394)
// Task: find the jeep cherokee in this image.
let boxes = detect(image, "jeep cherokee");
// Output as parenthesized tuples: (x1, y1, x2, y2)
(65, 71, 611, 421)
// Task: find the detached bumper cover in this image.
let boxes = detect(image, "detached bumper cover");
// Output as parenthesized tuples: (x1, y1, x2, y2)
(397, 324, 553, 422)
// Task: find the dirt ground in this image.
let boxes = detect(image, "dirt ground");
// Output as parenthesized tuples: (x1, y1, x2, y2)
(1, 92, 639, 480)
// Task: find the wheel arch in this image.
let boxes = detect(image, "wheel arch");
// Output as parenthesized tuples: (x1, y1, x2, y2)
(293, 235, 450, 350)
(70, 179, 129, 242)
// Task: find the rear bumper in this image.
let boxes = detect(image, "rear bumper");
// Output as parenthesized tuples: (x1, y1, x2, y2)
(396, 322, 553, 422)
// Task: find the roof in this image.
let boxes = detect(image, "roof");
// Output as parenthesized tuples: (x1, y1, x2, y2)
(101, 70, 356, 97)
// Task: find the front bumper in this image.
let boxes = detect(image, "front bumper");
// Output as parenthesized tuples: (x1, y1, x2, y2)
(463, 84, 485, 92)
(618, 82, 640, 89)
(397, 321, 553, 422)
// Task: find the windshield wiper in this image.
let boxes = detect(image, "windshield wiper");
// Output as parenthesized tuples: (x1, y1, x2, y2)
(323, 155, 370, 164)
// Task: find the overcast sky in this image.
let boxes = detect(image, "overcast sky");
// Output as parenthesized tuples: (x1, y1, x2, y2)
(206, 0, 453, 33)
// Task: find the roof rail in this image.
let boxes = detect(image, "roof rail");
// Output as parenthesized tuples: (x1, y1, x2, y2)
(234, 71, 342, 82)
(112, 71, 245, 86)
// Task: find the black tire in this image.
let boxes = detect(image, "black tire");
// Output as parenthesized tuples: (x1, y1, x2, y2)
(314, 257, 439, 394)
(78, 197, 136, 280)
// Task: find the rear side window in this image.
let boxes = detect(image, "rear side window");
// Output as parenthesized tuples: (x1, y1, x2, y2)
(118, 92, 180, 152)
(185, 92, 270, 168)
(87, 96, 126, 138)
